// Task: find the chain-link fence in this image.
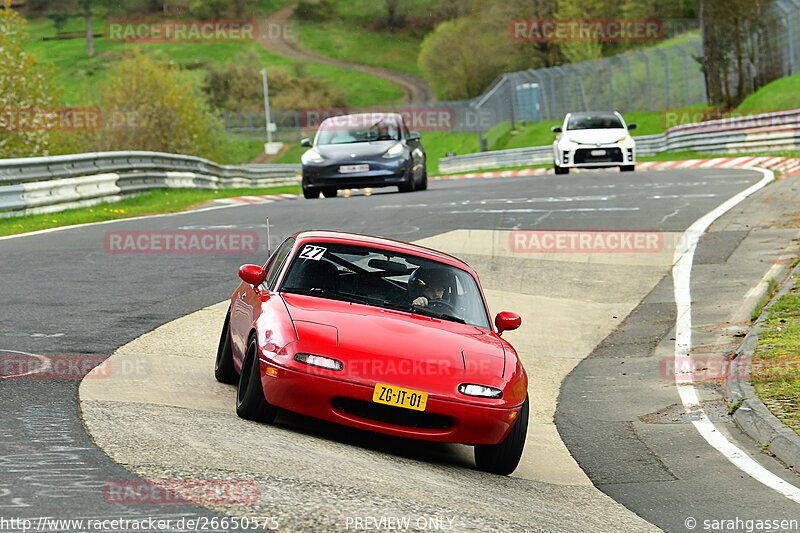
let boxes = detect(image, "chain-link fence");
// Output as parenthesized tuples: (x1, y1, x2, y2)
(761, 0, 800, 83)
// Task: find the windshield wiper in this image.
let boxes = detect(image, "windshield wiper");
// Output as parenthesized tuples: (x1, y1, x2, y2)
(381, 300, 413, 312)
(380, 300, 466, 324)
(283, 287, 370, 305)
(410, 306, 467, 324)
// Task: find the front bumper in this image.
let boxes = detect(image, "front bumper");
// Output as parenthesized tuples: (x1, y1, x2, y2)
(258, 360, 523, 445)
(555, 144, 635, 168)
(303, 158, 410, 190)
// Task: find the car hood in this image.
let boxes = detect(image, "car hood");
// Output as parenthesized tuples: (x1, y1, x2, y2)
(315, 141, 399, 160)
(562, 128, 629, 145)
(281, 293, 506, 395)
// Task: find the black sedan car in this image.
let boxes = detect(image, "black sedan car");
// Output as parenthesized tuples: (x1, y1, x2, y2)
(300, 112, 427, 198)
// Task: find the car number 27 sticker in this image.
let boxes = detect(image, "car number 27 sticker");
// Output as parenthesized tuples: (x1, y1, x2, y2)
(299, 245, 327, 260)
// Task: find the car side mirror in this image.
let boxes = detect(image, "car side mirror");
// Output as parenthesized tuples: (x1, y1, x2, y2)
(408, 131, 421, 141)
(300, 138, 312, 147)
(551, 126, 562, 133)
(627, 123, 637, 131)
(239, 264, 266, 286)
(495, 311, 521, 335)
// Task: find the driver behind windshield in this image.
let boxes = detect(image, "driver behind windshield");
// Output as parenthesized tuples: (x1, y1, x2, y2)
(407, 267, 451, 308)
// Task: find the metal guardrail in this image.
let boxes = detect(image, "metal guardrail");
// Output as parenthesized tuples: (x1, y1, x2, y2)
(0, 151, 300, 217)
(438, 110, 800, 174)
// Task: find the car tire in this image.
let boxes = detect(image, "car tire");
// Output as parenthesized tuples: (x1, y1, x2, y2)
(620, 165, 635, 172)
(474, 395, 529, 475)
(303, 187, 320, 199)
(322, 188, 338, 198)
(417, 167, 428, 191)
(236, 335, 278, 423)
(214, 305, 238, 384)
(554, 164, 569, 175)
(398, 168, 416, 193)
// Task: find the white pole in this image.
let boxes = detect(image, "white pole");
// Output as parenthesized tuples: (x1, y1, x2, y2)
(261, 68, 273, 144)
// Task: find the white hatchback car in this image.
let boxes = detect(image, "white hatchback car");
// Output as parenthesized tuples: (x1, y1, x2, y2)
(551, 111, 636, 174)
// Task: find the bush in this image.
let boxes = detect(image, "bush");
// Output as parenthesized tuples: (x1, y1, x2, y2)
(419, 17, 512, 100)
(0, 2, 64, 158)
(204, 50, 346, 111)
(95, 49, 226, 160)
(294, 0, 334, 22)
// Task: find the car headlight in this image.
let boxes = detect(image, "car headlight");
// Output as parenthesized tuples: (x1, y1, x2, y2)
(302, 148, 324, 164)
(458, 383, 503, 398)
(382, 143, 404, 158)
(616, 135, 632, 145)
(295, 352, 343, 371)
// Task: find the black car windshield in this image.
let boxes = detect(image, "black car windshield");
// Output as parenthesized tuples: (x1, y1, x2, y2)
(566, 114, 623, 130)
(279, 241, 491, 329)
(315, 115, 402, 145)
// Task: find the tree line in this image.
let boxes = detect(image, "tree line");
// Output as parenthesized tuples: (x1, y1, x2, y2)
(415, 0, 780, 109)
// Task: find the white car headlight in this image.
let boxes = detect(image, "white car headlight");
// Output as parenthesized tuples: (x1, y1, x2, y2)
(302, 148, 324, 164)
(295, 352, 343, 371)
(458, 383, 503, 398)
(382, 143, 404, 158)
(616, 135, 632, 145)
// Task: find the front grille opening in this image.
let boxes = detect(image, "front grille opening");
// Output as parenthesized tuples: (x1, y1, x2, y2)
(574, 147, 623, 164)
(331, 397, 453, 430)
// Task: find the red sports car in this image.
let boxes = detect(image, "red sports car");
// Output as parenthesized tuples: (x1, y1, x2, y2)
(215, 230, 529, 475)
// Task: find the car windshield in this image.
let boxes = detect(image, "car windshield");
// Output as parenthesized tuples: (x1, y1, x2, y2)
(279, 242, 491, 329)
(566, 114, 623, 130)
(315, 116, 402, 145)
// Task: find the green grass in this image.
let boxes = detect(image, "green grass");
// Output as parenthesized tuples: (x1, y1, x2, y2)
(0, 185, 301, 237)
(25, 17, 403, 108)
(295, 20, 422, 75)
(421, 131, 480, 175)
(273, 142, 308, 165)
(752, 278, 800, 437)
(255, 0, 295, 15)
(738, 71, 800, 113)
(220, 135, 273, 165)
(752, 278, 780, 322)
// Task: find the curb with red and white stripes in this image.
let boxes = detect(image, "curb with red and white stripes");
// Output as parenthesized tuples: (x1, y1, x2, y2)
(212, 157, 800, 205)
(213, 193, 300, 206)
(431, 156, 800, 181)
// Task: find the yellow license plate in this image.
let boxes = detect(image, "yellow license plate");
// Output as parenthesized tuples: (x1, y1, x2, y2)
(372, 383, 428, 411)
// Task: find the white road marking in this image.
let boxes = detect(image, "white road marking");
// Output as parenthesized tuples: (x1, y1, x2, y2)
(0, 349, 51, 379)
(446, 207, 639, 214)
(672, 167, 800, 503)
(0, 201, 276, 242)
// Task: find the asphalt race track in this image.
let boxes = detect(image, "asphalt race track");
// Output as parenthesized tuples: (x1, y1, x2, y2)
(2, 169, 800, 532)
